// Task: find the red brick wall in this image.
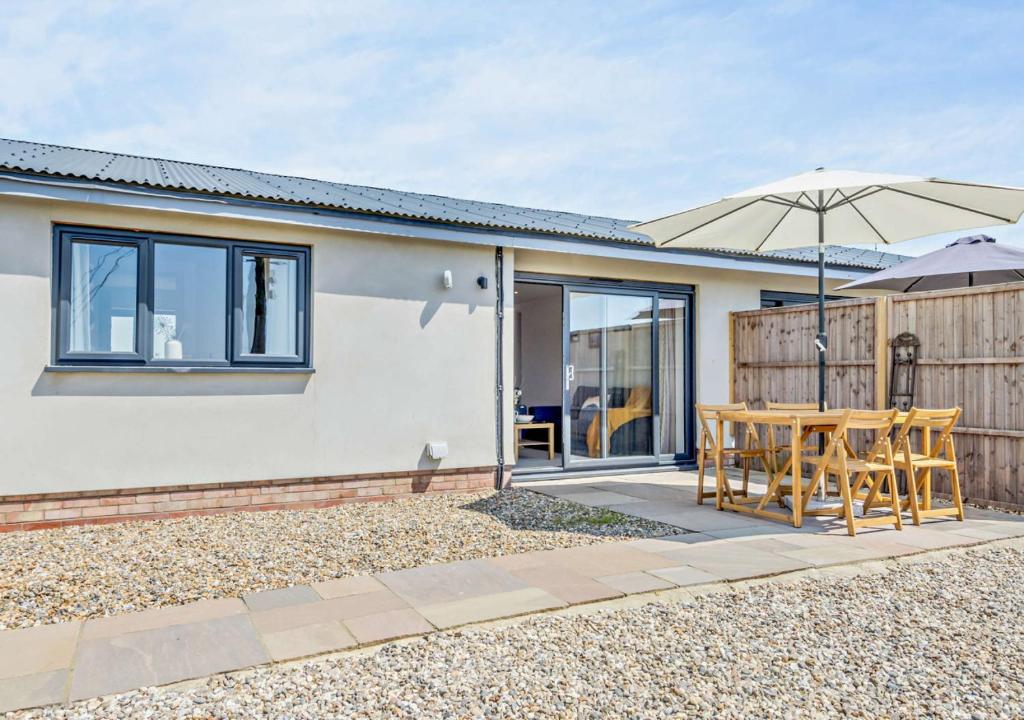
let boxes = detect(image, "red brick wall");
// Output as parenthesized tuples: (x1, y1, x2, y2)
(0, 466, 499, 532)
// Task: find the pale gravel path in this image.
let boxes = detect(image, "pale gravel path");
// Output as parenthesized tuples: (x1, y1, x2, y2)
(0, 490, 675, 630)
(15, 542, 1024, 720)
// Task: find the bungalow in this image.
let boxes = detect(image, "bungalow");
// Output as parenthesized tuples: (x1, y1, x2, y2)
(0, 138, 901, 530)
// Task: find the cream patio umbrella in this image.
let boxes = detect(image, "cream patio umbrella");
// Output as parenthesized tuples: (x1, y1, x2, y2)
(630, 168, 1024, 409)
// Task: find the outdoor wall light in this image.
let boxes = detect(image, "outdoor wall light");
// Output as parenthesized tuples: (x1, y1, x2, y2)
(476, 275, 488, 289)
(443, 270, 453, 289)
(426, 441, 449, 460)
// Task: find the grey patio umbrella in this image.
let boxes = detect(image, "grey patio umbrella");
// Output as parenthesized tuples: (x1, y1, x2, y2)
(629, 169, 1024, 410)
(838, 234, 1024, 292)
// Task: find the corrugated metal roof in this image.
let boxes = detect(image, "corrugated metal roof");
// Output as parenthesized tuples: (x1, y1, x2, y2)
(0, 138, 906, 270)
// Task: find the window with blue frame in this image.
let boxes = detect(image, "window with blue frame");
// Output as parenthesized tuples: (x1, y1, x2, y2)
(53, 226, 311, 367)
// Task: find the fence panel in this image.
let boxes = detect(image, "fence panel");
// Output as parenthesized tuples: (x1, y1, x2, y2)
(729, 282, 1024, 511)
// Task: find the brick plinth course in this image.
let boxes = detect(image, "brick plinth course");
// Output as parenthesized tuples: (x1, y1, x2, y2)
(0, 467, 499, 532)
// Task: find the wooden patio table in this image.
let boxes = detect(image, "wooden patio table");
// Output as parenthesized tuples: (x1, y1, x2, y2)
(712, 409, 916, 528)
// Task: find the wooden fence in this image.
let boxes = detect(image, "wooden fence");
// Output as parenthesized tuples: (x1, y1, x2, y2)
(730, 282, 1024, 511)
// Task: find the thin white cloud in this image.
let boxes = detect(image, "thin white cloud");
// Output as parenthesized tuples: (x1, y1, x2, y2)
(0, 0, 1021, 256)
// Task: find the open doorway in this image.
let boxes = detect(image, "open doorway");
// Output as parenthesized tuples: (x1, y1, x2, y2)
(513, 281, 563, 471)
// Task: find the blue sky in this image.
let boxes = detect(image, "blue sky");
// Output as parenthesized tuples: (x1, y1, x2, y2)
(1, 0, 1022, 255)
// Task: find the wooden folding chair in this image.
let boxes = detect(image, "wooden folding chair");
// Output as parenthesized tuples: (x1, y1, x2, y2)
(696, 403, 770, 506)
(764, 401, 825, 487)
(891, 407, 964, 525)
(802, 409, 902, 537)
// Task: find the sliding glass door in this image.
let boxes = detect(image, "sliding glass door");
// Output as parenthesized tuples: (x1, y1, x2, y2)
(565, 288, 656, 466)
(512, 273, 693, 476)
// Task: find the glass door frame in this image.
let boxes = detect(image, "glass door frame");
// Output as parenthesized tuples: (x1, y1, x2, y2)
(513, 272, 696, 475)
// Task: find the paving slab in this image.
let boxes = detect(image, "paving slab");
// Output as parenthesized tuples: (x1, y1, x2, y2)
(776, 544, 884, 567)
(947, 525, 1018, 541)
(663, 544, 811, 580)
(260, 621, 357, 662)
(542, 543, 677, 578)
(552, 490, 644, 507)
(250, 590, 409, 635)
(0, 621, 80, 679)
(649, 565, 725, 587)
(344, 608, 435, 645)
(588, 483, 694, 503)
(507, 565, 624, 604)
(620, 534, 710, 553)
(377, 559, 529, 606)
(891, 527, 981, 549)
(597, 571, 676, 595)
(82, 598, 246, 640)
(417, 588, 565, 629)
(728, 537, 808, 554)
(70, 615, 268, 701)
(243, 585, 320, 612)
(0, 669, 68, 713)
(703, 524, 803, 540)
(312, 575, 388, 599)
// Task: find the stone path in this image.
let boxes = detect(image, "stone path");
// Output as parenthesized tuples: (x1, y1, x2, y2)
(3, 471, 1023, 713)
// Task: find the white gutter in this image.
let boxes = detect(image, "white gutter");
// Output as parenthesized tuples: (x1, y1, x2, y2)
(0, 173, 872, 280)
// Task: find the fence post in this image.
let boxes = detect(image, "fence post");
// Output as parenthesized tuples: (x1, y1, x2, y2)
(874, 296, 889, 410)
(728, 311, 735, 404)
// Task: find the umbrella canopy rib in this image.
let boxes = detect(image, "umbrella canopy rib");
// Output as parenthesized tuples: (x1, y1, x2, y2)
(881, 186, 1017, 224)
(762, 196, 814, 211)
(654, 197, 763, 246)
(824, 186, 883, 211)
(838, 188, 891, 244)
(754, 204, 795, 252)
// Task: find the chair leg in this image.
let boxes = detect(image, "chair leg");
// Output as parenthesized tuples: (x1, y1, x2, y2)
(886, 472, 903, 530)
(905, 468, 924, 526)
(859, 471, 884, 515)
(948, 438, 965, 521)
(949, 463, 965, 521)
(837, 459, 857, 537)
(696, 431, 708, 505)
(741, 458, 750, 497)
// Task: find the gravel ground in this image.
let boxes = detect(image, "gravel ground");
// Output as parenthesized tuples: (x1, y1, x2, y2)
(14, 541, 1024, 719)
(0, 489, 674, 630)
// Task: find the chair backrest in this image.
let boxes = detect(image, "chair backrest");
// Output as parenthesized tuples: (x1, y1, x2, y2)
(830, 408, 899, 462)
(841, 408, 900, 432)
(696, 402, 750, 450)
(766, 401, 825, 411)
(895, 407, 961, 457)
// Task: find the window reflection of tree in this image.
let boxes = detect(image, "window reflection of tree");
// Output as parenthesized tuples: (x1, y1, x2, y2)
(72, 245, 133, 314)
(250, 256, 268, 354)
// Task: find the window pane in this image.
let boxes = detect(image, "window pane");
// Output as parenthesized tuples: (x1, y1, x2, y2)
(604, 294, 653, 458)
(153, 243, 227, 360)
(658, 298, 687, 455)
(68, 241, 137, 353)
(241, 254, 298, 356)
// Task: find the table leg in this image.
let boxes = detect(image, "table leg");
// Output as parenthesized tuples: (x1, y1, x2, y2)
(715, 418, 725, 511)
(547, 424, 555, 460)
(791, 419, 803, 528)
(515, 428, 521, 462)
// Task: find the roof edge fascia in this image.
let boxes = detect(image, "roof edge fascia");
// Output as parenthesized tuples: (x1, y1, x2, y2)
(0, 172, 872, 280)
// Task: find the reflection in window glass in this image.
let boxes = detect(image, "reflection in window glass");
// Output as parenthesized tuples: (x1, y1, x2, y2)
(153, 243, 227, 360)
(241, 254, 298, 356)
(69, 242, 137, 353)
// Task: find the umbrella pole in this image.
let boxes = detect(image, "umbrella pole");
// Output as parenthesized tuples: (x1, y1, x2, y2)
(817, 194, 827, 502)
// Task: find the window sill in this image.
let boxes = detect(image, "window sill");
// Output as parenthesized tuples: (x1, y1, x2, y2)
(44, 365, 315, 375)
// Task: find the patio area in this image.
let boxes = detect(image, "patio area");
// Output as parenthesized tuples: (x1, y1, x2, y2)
(527, 469, 1023, 541)
(3, 470, 1023, 713)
